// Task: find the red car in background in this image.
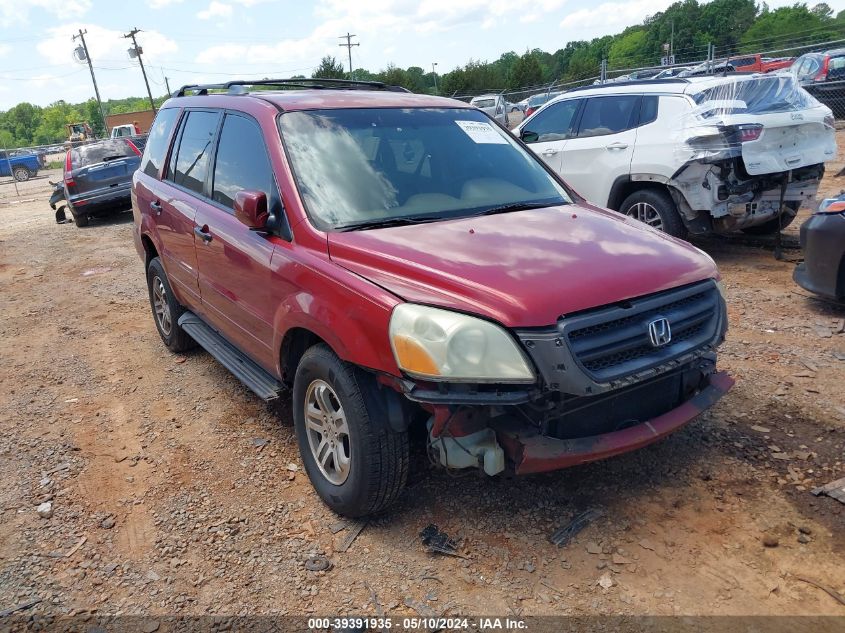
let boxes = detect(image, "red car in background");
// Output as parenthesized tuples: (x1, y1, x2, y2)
(728, 53, 794, 73)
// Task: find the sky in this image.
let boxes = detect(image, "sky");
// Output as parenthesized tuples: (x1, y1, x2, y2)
(2, 0, 845, 110)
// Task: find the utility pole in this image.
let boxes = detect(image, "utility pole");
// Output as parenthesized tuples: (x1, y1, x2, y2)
(73, 29, 106, 137)
(338, 33, 359, 79)
(165, 76, 172, 96)
(670, 20, 674, 64)
(432, 62, 438, 95)
(123, 28, 156, 113)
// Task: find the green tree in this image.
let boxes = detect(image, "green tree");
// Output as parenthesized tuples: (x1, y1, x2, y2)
(740, 4, 835, 51)
(312, 55, 346, 79)
(509, 53, 543, 89)
(608, 30, 649, 68)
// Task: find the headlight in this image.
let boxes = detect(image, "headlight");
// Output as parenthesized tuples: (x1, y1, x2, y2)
(389, 304, 535, 383)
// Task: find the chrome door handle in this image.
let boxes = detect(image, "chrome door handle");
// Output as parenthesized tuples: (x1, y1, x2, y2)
(542, 148, 560, 156)
(606, 142, 629, 150)
(194, 226, 212, 243)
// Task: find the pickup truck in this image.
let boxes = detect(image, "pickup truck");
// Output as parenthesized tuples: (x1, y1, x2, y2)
(728, 54, 794, 73)
(0, 150, 40, 182)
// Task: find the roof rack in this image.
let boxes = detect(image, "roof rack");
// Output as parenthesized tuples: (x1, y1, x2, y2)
(172, 77, 410, 98)
(566, 78, 690, 93)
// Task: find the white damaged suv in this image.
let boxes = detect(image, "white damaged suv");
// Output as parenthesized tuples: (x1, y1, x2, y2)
(515, 74, 837, 237)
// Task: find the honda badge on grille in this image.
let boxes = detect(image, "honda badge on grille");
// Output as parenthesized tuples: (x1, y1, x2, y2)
(647, 317, 672, 347)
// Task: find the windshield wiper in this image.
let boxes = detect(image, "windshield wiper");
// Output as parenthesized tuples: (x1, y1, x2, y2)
(334, 214, 445, 232)
(470, 201, 561, 217)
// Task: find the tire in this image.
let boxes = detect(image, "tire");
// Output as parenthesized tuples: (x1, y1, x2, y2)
(13, 166, 31, 182)
(293, 344, 408, 517)
(68, 203, 89, 228)
(619, 188, 688, 239)
(741, 203, 799, 236)
(146, 257, 195, 352)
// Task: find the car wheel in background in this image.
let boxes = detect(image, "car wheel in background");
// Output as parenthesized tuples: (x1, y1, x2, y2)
(293, 343, 408, 517)
(620, 188, 688, 239)
(68, 202, 89, 228)
(12, 166, 31, 182)
(146, 257, 195, 352)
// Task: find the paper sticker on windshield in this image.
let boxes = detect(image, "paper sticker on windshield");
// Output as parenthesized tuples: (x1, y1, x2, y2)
(455, 120, 508, 144)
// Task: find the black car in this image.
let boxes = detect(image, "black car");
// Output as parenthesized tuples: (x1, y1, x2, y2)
(63, 139, 142, 227)
(794, 196, 845, 302)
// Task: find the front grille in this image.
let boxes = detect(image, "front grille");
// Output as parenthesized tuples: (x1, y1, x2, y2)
(564, 282, 721, 383)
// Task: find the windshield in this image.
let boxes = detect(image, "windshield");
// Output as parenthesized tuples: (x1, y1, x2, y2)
(278, 107, 571, 231)
(71, 140, 136, 166)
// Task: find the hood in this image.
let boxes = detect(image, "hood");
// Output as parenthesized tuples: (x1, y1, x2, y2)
(328, 204, 718, 328)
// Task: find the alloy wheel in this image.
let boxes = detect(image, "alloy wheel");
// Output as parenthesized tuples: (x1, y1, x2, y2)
(304, 379, 351, 485)
(625, 202, 664, 231)
(152, 276, 172, 336)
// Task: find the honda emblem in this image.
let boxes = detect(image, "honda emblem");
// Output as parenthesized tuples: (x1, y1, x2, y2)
(647, 317, 672, 347)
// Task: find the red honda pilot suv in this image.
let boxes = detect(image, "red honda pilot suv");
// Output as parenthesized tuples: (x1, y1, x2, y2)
(132, 78, 733, 517)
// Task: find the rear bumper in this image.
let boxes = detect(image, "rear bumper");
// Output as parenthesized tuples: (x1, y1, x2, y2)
(69, 184, 132, 210)
(794, 212, 845, 301)
(493, 371, 734, 474)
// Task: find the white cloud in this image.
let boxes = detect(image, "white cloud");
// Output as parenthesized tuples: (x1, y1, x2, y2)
(37, 23, 179, 66)
(147, 0, 183, 8)
(560, 0, 670, 34)
(0, 0, 92, 26)
(195, 0, 554, 70)
(198, 1, 233, 19)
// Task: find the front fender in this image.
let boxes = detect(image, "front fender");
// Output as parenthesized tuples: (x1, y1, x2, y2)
(269, 250, 402, 379)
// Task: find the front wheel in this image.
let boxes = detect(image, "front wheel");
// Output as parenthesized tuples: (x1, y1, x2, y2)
(13, 166, 31, 182)
(293, 344, 408, 517)
(619, 188, 688, 239)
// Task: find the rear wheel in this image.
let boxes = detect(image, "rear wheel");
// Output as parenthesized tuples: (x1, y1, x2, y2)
(68, 203, 89, 228)
(12, 166, 31, 182)
(146, 257, 195, 352)
(619, 188, 687, 239)
(741, 203, 799, 235)
(293, 344, 408, 517)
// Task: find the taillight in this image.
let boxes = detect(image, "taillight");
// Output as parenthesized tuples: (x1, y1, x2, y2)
(63, 150, 75, 188)
(814, 56, 830, 82)
(125, 139, 141, 156)
(736, 124, 763, 143)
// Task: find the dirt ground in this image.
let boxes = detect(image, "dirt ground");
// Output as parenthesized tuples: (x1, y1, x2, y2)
(1, 143, 844, 625)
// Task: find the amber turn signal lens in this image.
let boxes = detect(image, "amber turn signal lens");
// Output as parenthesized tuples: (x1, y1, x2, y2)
(391, 334, 441, 376)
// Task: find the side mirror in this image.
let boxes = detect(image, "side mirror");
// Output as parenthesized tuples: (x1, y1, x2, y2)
(234, 190, 269, 229)
(520, 129, 539, 144)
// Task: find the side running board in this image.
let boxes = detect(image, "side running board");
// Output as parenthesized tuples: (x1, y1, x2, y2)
(178, 312, 284, 402)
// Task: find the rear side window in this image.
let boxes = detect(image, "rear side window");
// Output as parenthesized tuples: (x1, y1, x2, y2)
(640, 96, 659, 126)
(212, 114, 278, 210)
(170, 111, 219, 195)
(141, 108, 179, 178)
(577, 95, 641, 137)
(522, 99, 581, 142)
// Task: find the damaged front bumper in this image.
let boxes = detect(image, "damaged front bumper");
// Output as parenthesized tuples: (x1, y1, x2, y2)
(493, 371, 734, 474)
